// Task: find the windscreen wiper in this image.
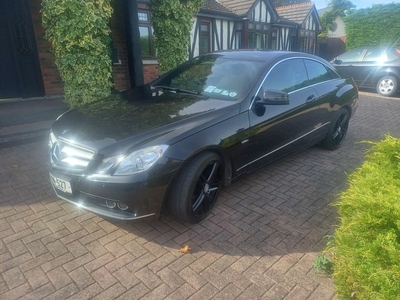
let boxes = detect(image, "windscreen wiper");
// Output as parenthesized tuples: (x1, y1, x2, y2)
(152, 85, 203, 96)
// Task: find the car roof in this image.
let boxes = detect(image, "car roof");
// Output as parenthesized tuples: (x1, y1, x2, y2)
(353, 46, 397, 50)
(208, 49, 325, 63)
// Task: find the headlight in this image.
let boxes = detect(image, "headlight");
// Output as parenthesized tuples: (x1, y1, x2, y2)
(97, 145, 169, 176)
(49, 131, 57, 148)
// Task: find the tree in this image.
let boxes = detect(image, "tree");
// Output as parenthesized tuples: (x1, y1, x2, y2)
(319, 0, 355, 38)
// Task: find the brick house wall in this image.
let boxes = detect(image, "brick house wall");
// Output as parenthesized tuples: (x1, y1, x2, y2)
(143, 63, 159, 83)
(110, 0, 132, 90)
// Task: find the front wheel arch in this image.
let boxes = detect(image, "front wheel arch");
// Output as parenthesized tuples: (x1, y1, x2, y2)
(167, 151, 224, 223)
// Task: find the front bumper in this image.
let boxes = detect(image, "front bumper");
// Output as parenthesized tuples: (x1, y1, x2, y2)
(48, 157, 182, 221)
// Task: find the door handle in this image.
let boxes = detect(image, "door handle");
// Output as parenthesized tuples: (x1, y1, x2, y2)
(306, 94, 316, 103)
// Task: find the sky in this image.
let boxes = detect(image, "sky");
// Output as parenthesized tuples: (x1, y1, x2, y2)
(313, 0, 400, 10)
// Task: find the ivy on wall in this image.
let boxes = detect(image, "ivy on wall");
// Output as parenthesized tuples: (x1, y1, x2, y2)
(345, 3, 400, 50)
(151, 0, 203, 73)
(41, 0, 113, 107)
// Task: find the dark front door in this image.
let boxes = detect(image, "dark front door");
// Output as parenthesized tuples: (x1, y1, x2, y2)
(0, 0, 44, 99)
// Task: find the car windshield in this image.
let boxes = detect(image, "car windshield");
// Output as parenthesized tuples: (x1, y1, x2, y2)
(153, 54, 265, 100)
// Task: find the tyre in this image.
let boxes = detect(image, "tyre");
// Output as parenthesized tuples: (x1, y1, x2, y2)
(168, 152, 222, 223)
(321, 108, 349, 150)
(376, 75, 398, 97)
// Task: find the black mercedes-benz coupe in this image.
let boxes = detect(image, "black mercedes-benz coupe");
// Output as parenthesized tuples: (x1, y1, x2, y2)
(48, 50, 358, 223)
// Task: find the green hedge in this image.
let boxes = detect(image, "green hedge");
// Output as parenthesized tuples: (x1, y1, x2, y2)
(326, 135, 400, 299)
(41, 0, 113, 108)
(151, 0, 203, 72)
(345, 4, 400, 50)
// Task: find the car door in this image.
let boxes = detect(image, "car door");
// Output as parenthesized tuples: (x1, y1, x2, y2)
(246, 58, 321, 172)
(353, 47, 386, 89)
(333, 48, 365, 86)
(303, 58, 347, 140)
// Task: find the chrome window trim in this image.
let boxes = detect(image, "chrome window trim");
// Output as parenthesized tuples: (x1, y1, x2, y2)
(249, 56, 340, 109)
(236, 121, 331, 172)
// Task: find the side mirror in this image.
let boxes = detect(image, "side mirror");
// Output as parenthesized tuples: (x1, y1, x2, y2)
(333, 59, 342, 65)
(256, 89, 289, 105)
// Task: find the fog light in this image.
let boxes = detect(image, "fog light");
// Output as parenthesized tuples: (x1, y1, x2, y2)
(105, 200, 116, 209)
(117, 202, 128, 210)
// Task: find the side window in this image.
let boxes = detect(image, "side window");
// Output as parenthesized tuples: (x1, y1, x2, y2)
(327, 67, 340, 79)
(362, 48, 385, 62)
(304, 60, 333, 85)
(262, 59, 308, 93)
(387, 48, 400, 61)
(337, 48, 364, 62)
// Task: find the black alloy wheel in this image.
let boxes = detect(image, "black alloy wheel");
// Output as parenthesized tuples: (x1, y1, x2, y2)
(321, 108, 349, 150)
(168, 152, 222, 223)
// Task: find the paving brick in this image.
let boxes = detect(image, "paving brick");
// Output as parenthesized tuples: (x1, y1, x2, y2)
(42, 283, 79, 300)
(63, 252, 95, 273)
(126, 252, 156, 273)
(68, 266, 96, 290)
(0, 282, 31, 300)
(47, 266, 73, 289)
(41, 253, 74, 273)
(66, 283, 102, 300)
(147, 252, 176, 273)
(263, 284, 289, 299)
(3, 266, 27, 289)
(105, 253, 136, 273)
(84, 253, 115, 273)
(168, 254, 197, 273)
(142, 241, 168, 258)
(113, 266, 141, 289)
(85, 240, 109, 258)
(156, 267, 185, 290)
(220, 268, 252, 290)
(24, 266, 49, 289)
(135, 266, 162, 290)
(65, 240, 89, 258)
(164, 283, 196, 300)
(0, 252, 33, 273)
(7, 240, 28, 257)
(20, 283, 55, 300)
(178, 266, 207, 290)
(235, 284, 265, 299)
(78, 229, 107, 246)
(91, 266, 118, 289)
(214, 283, 242, 300)
(91, 283, 126, 300)
(99, 229, 128, 246)
(116, 282, 150, 300)
(188, 283, 219, 300)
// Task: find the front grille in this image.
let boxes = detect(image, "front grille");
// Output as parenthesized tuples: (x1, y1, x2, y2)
(50, 137, 94, 172)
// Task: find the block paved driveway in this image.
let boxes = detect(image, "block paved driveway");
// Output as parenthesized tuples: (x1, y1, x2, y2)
(1, 92, 400, 300)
